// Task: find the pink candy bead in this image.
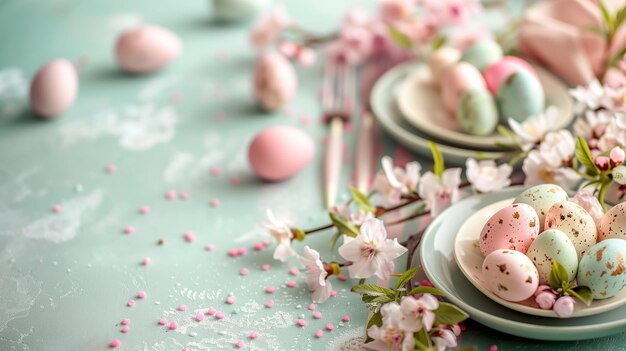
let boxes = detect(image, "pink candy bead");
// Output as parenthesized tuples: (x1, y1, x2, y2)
(342, 315, 350, 322)
(169, 321, 178, 330)
(240, 268, 249, 276)
(178, 304, 186, 311)
(235, 340, 246, 348)
(261, 264, 270, 271)
(325, 323, 334, 331)
(228, 248, 239, 257)
(121, 319, 129, 325)
(196, 313, 205, 321)
(123, 226, 135, 235)
(110, 339, 120, 348)
(106, 164, 117, 174)
(179, 191, 189, 200)
(184, 231, 196, 242)
(312, 312, 322, 319)
(287, 280, 297, 288)
(137, 291, 146, 299)
(490, 346, 498, 351)
(265, 300, 274, 308)
(52, 204, 62, 213)
(207, 307, 217, 315)
(166, 190, 177, 200)
(206, 243, 215, 251)
(296, 319, 306, 327)
(253, 242, 264, 251)
(265, 286, 276, 293)
(338, 274, 347, 281)
(158, 318, 167, 325)
(127, 300, 135, 307)
(215, 312, 225, 320)
(226, 296, 236, 304)
(210, 199, 220, 207)
(237, 247, 247, 255)
(249, 331, 259, 339)
(231, 176, 241, 185)
(315, 330, 323, 338)
(142, 257, 151, 265)
(330, 290, 337, 297)
(211, 166, 222, 176)
(121, 326, 129, 333)
(289, 267, 299, 276)
(139, 206, 150, 215)
(308, 304, 316, 311)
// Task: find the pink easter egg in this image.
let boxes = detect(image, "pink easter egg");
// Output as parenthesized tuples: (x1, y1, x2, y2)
(479, 203, 540, 256)
(441, 62, 486, 114)
(115, 25, 182, 74)
(29, 59, 78, 118)
(253, 51, 297, 111)
(248, 126, 314, 181)
(483, 56, 537, 95)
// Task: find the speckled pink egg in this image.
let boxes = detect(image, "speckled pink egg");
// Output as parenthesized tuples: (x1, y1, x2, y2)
(599, 202, 626, 241)
(479, 203, 540, 256)
(482, 249, 539, 302)
(29, 59, 78, 118)
(483, 56, 537, 95)
(115, 25, 182, 74)
(248, 126, 314, 181)
(441, 62, 486, 114)
(253, 51, 297, 111)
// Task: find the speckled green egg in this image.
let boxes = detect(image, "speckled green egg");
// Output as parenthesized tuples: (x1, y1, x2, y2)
(513, 184, 569, 231)
(526, 229, 578, 285)
(456, 88, 498, 136)
(545, 201, 597, 259)
(496, 70, 545, 123)
(461, 40, 503, 71)
(577, 239, 626, 299)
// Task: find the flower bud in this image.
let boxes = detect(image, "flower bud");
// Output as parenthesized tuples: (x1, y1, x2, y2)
(594, 156, 610, 171)
(553, 296, 575, 318)
(534, 285, 552, 297)
(613, 165, 626, 185)
(610, 147, 625, 167)
(535, 291, 557, 310)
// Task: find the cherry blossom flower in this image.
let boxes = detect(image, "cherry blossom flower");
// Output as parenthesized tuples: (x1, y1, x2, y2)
(265, 209, 296, 262)
(373, 156, 421, 206)
(367, 302, 415, 351)
(418, 168, 463, 217)
(378, 0, 415, 23)
(522, 150, 580, 189)
(570, 80, 605, 112)
(574, 110, 612, 145)
(249, 6, 291, 49)
(422, 0, 482, 29)
(344, 7, 371, 27)
(508, 106, 559, 151)
(448, 22, 492, 51)
(553, 296, 575, 318)
(333, 205, 375, 226)
(431, 325, 460, 351)
(570, 189, 604, 227)
(538, 130, 576, 165)
(399, 294, 439, 332)
(598, 115, 626, 151)
(299, 246, 332, 303)
(465, 158, 512, 193)
(338, 219, 407, 280)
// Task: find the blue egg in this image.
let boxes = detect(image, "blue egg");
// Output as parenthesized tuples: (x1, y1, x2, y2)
(212, 0, 270, 22)
(577, 239, 626, 300)
(461, 40, 503, 71)
(456, 88, 498, 136)
(496, 70, 545, 123)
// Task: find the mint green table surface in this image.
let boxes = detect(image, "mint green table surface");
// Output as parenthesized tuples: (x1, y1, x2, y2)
(0, 0, 625, 350)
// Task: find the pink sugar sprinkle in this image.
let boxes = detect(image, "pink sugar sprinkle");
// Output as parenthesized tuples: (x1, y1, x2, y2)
(289, 267, 299, 276)
(265, 286, 276, 293)
(207, 307, 216, 315)
(262, 239, 270, 245)
(342, 315, 350, 322)
(338, 274, 347, 281)
(106, 164, 117, 174)
(196, 312, 205, 321)
(228, 249, 239, 257)
(127, 300, 135, 307)
(489, 346, 498, 351)
(226, 296, 236, 304)
(182, 348, 190, 351)
(184, 231, 196, 242)
(235, 340, 246, 348)
(265, 300, 274, 308)
(253, 242, 264, 251)
(211, 166, 222, 176)
(166, 190, 177, 200)
(205, 243, 215, 251)
(123, 226, 135, 235)
(308, 304, 316, 311)
(287, 280, 297, 288)
(158, 318, 167, 325)
(178, 304, 186, 311)
(296, 319, 306, 327)
(330, 290, 337, 297)
(237, 247, 247, 255)
(169, 321, 178, 330)
(261, 264, 270, 271)
(121, 326, 129, 333)
(325, 323, 334, 331)
(137, 291, 146, 299)
(231, 176, 241, 185)
(179, 191, 189, 200)
(52, 204, 61, 213)
(420, 279, 433, 287)
(210, 198, 220, 207)
(215, 312, 225, 320)
(121, 319, 129, 325)
(312, 312, 322, 319)
(315, 329, 323, 338)
(240, 268, 249, 276)
(110, 339, 120, 348)
(139, 206, 150, 215)
(249, 331, 259, 339)
(142, 257, 151, 265)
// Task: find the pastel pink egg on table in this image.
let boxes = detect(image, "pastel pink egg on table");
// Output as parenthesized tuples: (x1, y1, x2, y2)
(441, 62, 486, 114)
(29, 59, 78, 118)
(483, 56, 537, 95)
(248, 126, 315, 181)
(115, 24, 182, 74)
(479, 203, 540, 256)
(253, 51, 297, 111)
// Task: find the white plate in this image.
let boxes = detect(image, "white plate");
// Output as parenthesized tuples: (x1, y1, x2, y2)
(396, 63, 574, 151)
(453, 198, 626, 318)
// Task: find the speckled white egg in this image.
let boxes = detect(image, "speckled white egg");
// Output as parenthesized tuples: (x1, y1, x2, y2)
(526, 229, 578, 285)
(428, 47, 460, 87)
(482, 249, 539, 302)
(577, 239, 626, 299)
(598, 202, 626, 241)
(513, 184, 569, 231)
(29, 59, 78, 118)
(544, 201, 597, 259)
(479, 203, 539, 256)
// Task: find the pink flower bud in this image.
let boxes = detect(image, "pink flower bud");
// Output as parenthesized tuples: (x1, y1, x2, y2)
(553, 296, 575, 318)
(594, 156, 610, 171)
(534, 285, 553, 297)
(297, 48, 316, 67)
(379, 0, 415, 22)
(610, 147, 625, 167)
(535, 291, 557, 310)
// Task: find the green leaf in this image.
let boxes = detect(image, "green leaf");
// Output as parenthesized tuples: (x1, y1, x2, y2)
(568, 286, 593, 307)
(575, 136, 599, 176)
(364, 295, 394, 304)
(549, 261, 570, 291)
(329, 231, 342, 250)
(434, 302, 469, 325)
(408, 286, 446, 297)
(456, 347, 478, 351)
(365, 311, 383, 343)
(415, 328, 430, 350)
(599, 1, 614, 36)
(598, 179, 611, 212)
(351, 284, 395, 298)
(350, 186, 375, 213)
(410, 202, 427, 216)
(388, 25, 413, 49)
(329, 212, 360, 238)
(508, 151, 528, 167)
(395, 267, 419, 290)
(615, 5, 626, 29)
(429, 141, 444, 181)
(431, 35, 446, 50)
(497, 125, 520, 146)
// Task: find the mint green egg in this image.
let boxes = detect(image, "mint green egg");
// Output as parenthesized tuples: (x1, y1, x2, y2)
(526, 229, 578, 285)
(461, 40, 503, 71)
(496, 70, 545, 123)
(577, 239, 626, 299)
(456, 88, 498, 136)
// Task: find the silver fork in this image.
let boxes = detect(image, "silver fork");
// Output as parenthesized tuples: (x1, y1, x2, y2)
(321, 59, 355, 208)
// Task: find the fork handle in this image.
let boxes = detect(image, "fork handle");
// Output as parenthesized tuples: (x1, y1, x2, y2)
(355, 112, 374, 194)
(324, 117, 343, 209)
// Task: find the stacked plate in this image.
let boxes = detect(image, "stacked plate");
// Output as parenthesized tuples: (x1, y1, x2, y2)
(417, 188, 626, 341)
(369, 62, 574, 165)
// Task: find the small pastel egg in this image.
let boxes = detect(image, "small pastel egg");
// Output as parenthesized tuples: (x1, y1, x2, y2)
(461, 40, 503, 71)
(441, 62, 486, 114)
(482, 249, 539, 302)
(598, 202, 626, 241)
(427, 47, 460, 87)
(479, 203, 539, 256)
(577, 238, 626, 299)
(483, 56, 537, 95)
(29, 59, 78, 118)
(248, 126, 314, 181)
(526, 229, 578, 285)
(496, 70, 545, 123)
(544, 201, 597, 259)
(253, 51, 297, 111)
(115, 25, 182, 74)
(456, 88, 498, 136)
(513, 184, 568, 231)
(212, 0, 270, 22)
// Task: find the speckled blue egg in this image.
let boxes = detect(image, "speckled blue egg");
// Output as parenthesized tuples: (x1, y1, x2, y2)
(513, 184, 568, 231)
(577, 239, 626, 299)
(526, 229, 578, 285)
(461, 40, 503, 71)
(496, 70, 545, 122)
(456, 88, 498, 136)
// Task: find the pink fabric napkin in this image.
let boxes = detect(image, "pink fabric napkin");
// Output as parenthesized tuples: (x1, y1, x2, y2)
(519, 0, 626, 86)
